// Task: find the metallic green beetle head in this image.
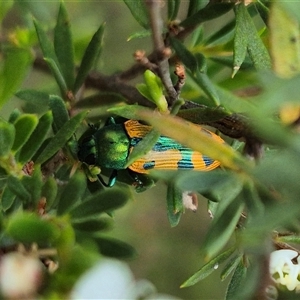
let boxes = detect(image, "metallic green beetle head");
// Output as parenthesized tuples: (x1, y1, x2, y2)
(78, 124, 130, 170)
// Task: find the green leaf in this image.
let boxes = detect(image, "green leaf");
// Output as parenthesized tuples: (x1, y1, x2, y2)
(69, 188, 130, 221)
(12, 114, 39, 153)
(125, 129, 160, 168)
(127, 29, 152, 41)
(44, 57, 68, 95)
(6, 175, 31, 202)
(142, 70, 167, 111)
(193, 70, 220, 105)
(225, 258, 247, 300)
(0, 121, 15, 157)
(41, 177, 58, 209)
(180, 2, 234, 29)
(181, 246, 236, 288)
(15, 89, 50, 108)
(34, 19, 68, 94)
(220, 254, 243, 281)
(57, 171, 87, 216)
(187, 0, 207, 17)
(54, 2, 75, 89)
(166, 183, 183, 227)
(1, 186, 16, 212)
(33, 19, 58, 65)
(169, 37, 198, 74)
(21, 167, 42, 206)
(73, 23, 105, 93)
(0, 48, 32, 107)
(18, 111, 53, 164)
(277, 234, 300, 245)
(108, 105, 248, 172)
(49, 94, 69, 132)
(203, 190, 244, 258)
(233, 3, 271, 77)
(94, 236, 137, 259)
(35, 111, 87, 164)
(136, 83, 153, 102)
(168, 0, 180, 20)
(72, 218, 112, 232)
(204, 20, 235, 46)
(176, 171, 233, 194)
(6, 212, 60, 244)
(123, 0, 149, 29)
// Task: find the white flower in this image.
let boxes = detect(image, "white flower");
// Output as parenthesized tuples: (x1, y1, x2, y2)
(270, 249, 300, 291)
(0, 252, 43, 299)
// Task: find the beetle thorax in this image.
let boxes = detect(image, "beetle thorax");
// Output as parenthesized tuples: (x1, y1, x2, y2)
(95, 124, 130, 170)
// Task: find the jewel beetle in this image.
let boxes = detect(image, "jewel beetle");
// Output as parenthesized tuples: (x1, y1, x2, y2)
(77, 117, 225, 189)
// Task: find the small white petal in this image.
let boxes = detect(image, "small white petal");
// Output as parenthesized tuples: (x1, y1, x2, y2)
(71, 259, 135, 299)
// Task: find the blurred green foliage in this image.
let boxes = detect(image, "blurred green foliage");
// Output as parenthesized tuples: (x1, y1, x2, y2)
(1, 0, 300, 299)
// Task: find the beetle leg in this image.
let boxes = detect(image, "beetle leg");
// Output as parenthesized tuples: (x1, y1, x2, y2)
(105, 117, 116, 125)
(97, 169, 118, 187)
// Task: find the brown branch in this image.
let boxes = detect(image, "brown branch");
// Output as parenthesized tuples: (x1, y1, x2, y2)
(145, 0, 178, 103)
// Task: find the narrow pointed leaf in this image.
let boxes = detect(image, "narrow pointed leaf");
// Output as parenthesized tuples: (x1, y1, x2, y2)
(74, 23, 105, 93)
(194, 70, 220, 105)
(18, 111, 53, 164)
(49, 95, 69, 132)
(44, 57, 68, 95)
(15, 89, 50, 107)
(233, 3, 271, 77)
(69, 188, 130, 221)
(181, 246, 236, 288)
(0, 48, 32, 107)
(54, 2, 75, 89)
(33, 19, 58, 65)
(203, 193, 244, 258)
(225, 258, 247, 300)
(21, 167, 42, 206)
(125, 129, 160, 168)
(72, 218, 112, 232)
(169, 37, 198, 74)
(0, 121, 15, 157)
(221, 254, 242, 281)
(123, 0, 149, 29)
(168, 0, 181, 20)
(57, 171, 87, 216)
(180, 2, 234, 28)
(167, 183, 183, 227)
(233, 5, 248, 77)
(12, 114, 39, 153)
(7, 175, 31, 202)
(94, 236, 137, 259)
(1, 186, 16, 212)
(35, 111, 87, 164)
(41, 177, 58, 209)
